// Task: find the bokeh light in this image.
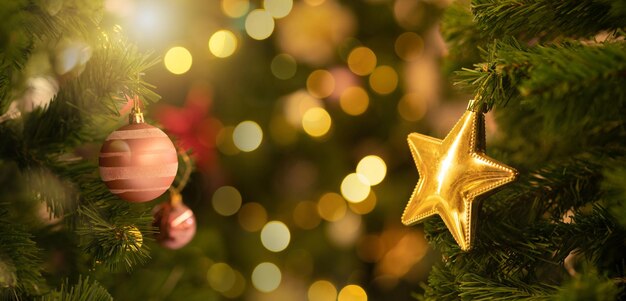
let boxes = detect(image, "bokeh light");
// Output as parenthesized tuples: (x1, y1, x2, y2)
(260, 221, 291, 252)
(302, 107, 332, 137)
(308, 280, 337, 301)
(339, 86, 369, 116)
(395, 32, 424, 61)
(397, 93, 427, 122)
(222, 269, 246, 298)
(271, 54, 297, 79)
(284, 90, 323, 127)
(369, 66, 398, 95)
(306, 70, 335, 99)
(304, 0, 326, 6)
(356, 155, 387, 186)
(251, 262, 282, 293)
(212, 186, 243, 216)
(207, 262, 236, 293)
(209, 30, 238, 58)
(245, 9, 275, 40)
(317, 192, 347, 222)
(238, 202, 268, 232)
(293, 201, 321, 229)
(327, 212, 362, 248)
(338, 284, 367, 301)
(348, 190, 376, 215)
(347, 47, 376, 76)
(264, 0, 293, 18)
(216, 126, 241, 155)
(222, 0, 250, 18)
(233, 121, 263, 152)
(340, 173, 371, 203)
(164, 46, 192, 75)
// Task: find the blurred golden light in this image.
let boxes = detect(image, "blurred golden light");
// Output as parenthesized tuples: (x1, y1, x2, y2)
(270, 114, 298, 145)
(216, 126, 241, 155)
(356, 235, 384, 263)
(293, 201, 321, 229)
(271, 53, 297, 80)
(376, 230, 428, 278)
(308, 280, 337, 301)
(284, 90, 323, 127)
(356, 155, 387, 186)
(238, 202, 268, 232)
(339, 86, 369, 116)
(245, 9, 275, 40)
(369, 66, 398, 95)
(207, 262, 236, 293)
(264, 0, 293, 18)
(233, 121, 263, 152)
(251, 262, 282, 293)
(209, 30, 238, 58)
(327, 211, 362, 247)
(307, 70, 335, 99)
(260, 221, 291, 252)
(347, 47, 377, 76)
(397, 93, 427, 122)
(304, 0, 325, 6)
(222, 0, 250, 18)
(222, 269, 246, 298)
(302, 107, 332, 137)
(341, 173, 371, 203)
(164, 46, 192, 75)
(348, 190, 376, 215)
(395, 32, 423, 61)
(212, 186, 243, 216)
(317, 192, 347, 222)
(338, 284, 367, 301)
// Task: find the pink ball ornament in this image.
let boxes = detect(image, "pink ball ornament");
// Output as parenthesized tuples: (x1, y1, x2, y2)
(153, 198, 197, 249)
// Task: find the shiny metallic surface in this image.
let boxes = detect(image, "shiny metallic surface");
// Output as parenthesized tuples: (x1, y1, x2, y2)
(402, 109, 517, 251)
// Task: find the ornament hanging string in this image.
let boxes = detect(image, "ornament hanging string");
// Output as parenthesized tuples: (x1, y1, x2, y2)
(168, 149, 192, 207)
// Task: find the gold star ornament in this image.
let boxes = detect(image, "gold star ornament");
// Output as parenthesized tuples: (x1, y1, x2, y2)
(402, 101, 517, 251)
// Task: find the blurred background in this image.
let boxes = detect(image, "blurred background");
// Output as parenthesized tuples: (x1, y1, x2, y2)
(98, 0, 474, 300)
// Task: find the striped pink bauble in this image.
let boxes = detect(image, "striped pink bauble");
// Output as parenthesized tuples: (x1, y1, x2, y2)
(99, 123, 178, 202)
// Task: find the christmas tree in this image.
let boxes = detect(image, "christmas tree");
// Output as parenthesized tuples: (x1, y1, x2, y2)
(1, 0, 624, 300)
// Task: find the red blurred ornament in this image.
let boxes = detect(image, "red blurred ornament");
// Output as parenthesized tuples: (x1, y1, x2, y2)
(99, 97, 178, 203)
(153, 84, 219, 173)
(153, 192, 196, 249)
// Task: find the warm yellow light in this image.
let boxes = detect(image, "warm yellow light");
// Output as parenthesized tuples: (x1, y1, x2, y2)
(302, 107, 332, 137)
(207, 263, 236, 293)
(339, 86, 369, 116)
(164, 46, 192, 75)
(304, 0, 326, 6)
(245, 9, 275, 40)
(340, 173, 371, 203)
(347, 47, 376, 76)
(222, 0, 249, 18)
(216, 126, 240, 155)
(284, 90, 323, 127)
(308, 280, 337, 301)
(293, 201, 321, 229)
(238, 202, 268, 232)
(307, 70, 335, 99)
(233, 121, 263, 152)
(209, 30, 238, 58)
(212, 186, 242, 216)
(271, 53, 297, 80)
(338, 284, 367, 301)
(264, 0, 293, 18)
(222, 269, 246, 298)
(356, 155, 387, 186)
(251, 262, 281, 292)
(397, 93, 427, 122)
(394, 32, 423, 61)
(369, 65, 398, 95)
(317, 192, 347, 222)
(260, 221, 291, 252)
(348, 190, 376, 215)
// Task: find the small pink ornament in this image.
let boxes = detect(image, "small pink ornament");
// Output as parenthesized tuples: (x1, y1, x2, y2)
(153, 194, 196, 249)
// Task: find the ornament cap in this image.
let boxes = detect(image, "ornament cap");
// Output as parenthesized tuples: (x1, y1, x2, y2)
(467, 98, 487, 113)
(129, 107, 145, 124)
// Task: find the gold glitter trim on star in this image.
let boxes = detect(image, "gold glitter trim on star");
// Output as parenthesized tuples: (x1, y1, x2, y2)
(402, 103, 517, 251)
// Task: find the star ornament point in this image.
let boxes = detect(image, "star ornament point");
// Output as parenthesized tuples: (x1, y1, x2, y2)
(402, 109, 517, 251)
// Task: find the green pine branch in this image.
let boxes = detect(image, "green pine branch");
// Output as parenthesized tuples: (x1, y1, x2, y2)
(472, 0, 626, 41)
(39, 276, 112, 301)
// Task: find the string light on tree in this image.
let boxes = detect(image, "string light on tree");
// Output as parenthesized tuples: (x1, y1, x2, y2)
(209, 30, 238, 58)
(164, 46, 192, 74)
